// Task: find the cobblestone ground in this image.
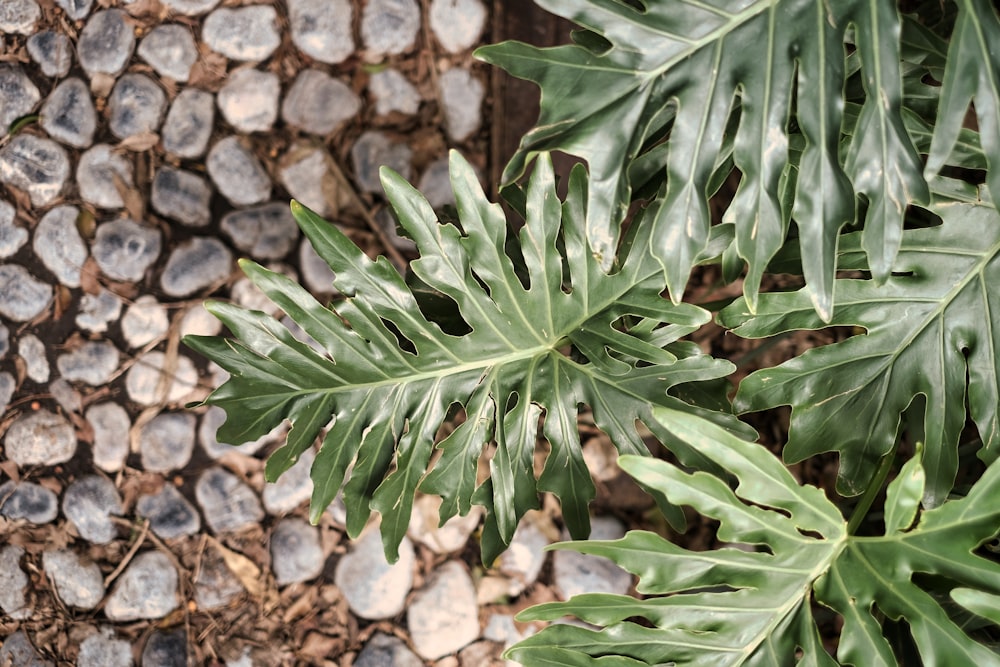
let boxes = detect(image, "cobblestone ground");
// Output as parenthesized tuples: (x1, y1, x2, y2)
(0, 1, 647, 665)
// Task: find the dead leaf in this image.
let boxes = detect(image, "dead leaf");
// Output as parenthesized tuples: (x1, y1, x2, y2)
(90, 73, 115, 98)
(207, 536, 264, 598)
(117, 132, 160, 153)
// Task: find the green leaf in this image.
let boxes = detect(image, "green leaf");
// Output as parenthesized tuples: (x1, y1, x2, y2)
(952, 589, 1000, 625)
(719, 185, 1000, 502)
(883, 444, 925, 534)
(185, 151, 740, 563)
(510, 409, 1000, 666)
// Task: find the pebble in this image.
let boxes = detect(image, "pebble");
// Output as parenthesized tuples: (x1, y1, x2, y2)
(375, 208, 417, 254)
(407, 561, 480, 660)
(280, 147, 332, 216)
(282, 69, 360, 135)
(161, 0, 219, 15)
(18, 334, 50, 382)
(0, 324, 7, 359)
(4, 409, 76, 466)
(0, 546, 31, 619)
(196, 467, 265, 533)
(92, 218, 161, 281)
(33, 206, 88, 288)
(334, 526, 415, 619)
(418, 157, 456, 210)
(76, 144, 133, 209)
(299, 237, 336, 295)
(361, 0, 420, 58)
(552, 515, 633, 599)
(270, 518, 325, 585)
(288, 0, 353, 65)
(152, 166, 212, 226)
(162, 88, 215, 159)
(108, 73, 167, 140)
(139, 412, 197, 473)
(0, 200, 28, 258)
(0, 632, 52, 667)
(104, 551, 179, 621)
(78, 10, 135, 79)
(483, 613, 522, 646)
(56, 340, 119, 385)
(0, 65, 41, 133)
(180, 303, 222, 337)
(75, 288, 122, 333)
(125, 350, 199, 405)
(0, 372, 14, 414)
(438, 68, 484, 142)
(0, 134, 70, 206)
(136, 484, 201, 539)
(354, 633, 423, 667)
(263, 447, 314, 515)
(221, 203, 298, 260)
(369, 68, 421, 116)
(56, 0, 92, 21)
(77, 628, 131, 667)
(138, 24, 198, 82)
(27, 32, 73, 78)
(62, 476, 122, 543)
(85, 402, 131, 473)
(160, 236, 233, 297)
(50, 377, 82, 414)
(217, 68, 280, 133)
(350, 131, 413, 193)
(0, 265, 52, 322)
(39, 78, 96, 149)
(408, 495, 482, 554)
(207, 136, 271, 206)
(122, 295, 169, 347)
(198, 405, 278, 458)
(194, 552, 243, 608)
(202, 6, 281, 62)
(0, 0, 40, 35)
(231, 274, 276, 314)
(41, 549, 104, 609)
(0, 481, 58, 523)
(142, 629, 189, 667)
(429, 0, 486, 53)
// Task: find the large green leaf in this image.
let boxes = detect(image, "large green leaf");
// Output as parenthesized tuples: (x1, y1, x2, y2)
(185, 152, 739, 563)
(510, 409, 1000, 666)
(719, 182, 1000, 503)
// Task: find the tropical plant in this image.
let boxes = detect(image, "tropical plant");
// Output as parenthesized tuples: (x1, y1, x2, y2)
(186, 0, 1000, 662)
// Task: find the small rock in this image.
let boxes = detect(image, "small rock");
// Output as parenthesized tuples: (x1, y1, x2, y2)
(104, 551, 179, 621)
(0, 64, 41, 133)
(369, 68, 420, 116)
(85, 402, 131, 472)
(407, 561, 480, 660)
(0, 632, 52, 667)
(0, 372, 14, 414)
(0, 546, 30, 619)
(193, 552, 243, 608)
(280, 146, 332, 216)
(39, 78, 96, 149)
(62, 476, 122, 544)
(136, 484, 201, 539)
(429, 0, 486, 53)
(27, 32, 73, 78)
(75, 288, 122, 333)
(0, 134, 70, 206)
(288, 0, 353, 65)
(162, 88, 215, 159)
(57, 340, 119, 386)
(78, 628, 131, 667)
(142, 629, 189, 667)
(270, 518, 324, 585)
(139, 412, 196, 473)
(202, 5, 281, 62)
(334, 526, 415, 619)
(18, 333, 49, 382)
(438, 68, 483, 142)
(125, 350, 198, 405)
(0, 265, 52, 322)
(408, 495, 482, 554)
(350, 130, 412, 193)
(0, 200, 28, 258)
(92, 218, 160, 281)
(418, 157, 456, 210)
(0, 0, 40, 35)
(196, 467, 265, 533)
(109, 73, 166, 140)
(552, 515, 632, 599)
(361, 0, 420, 59)
(4, 408, 75, 466)
(161, 0, 219, 15)
(160, 236, 233, 297)
(49, 377, 82, 414)
(0, 481, 58, 523)
(198, 405, 278, 458)
(77, 144, 134, 209)
(78, 9, 135, 79)
(180, 303, 222, 337)
(0, 324, 7, 359)
(482, 613, 522, 646)
(33, 205, 88, 287)
(458, 641, 503, 666)
(152, 166, 212, 226)
(56, 0, 92, 20)
(207, 136, 271, 206)
(42, 549, 104, 609)
(281, 69, 360, 135)
(122, 295, 168, 347)
(355, 633, 423, 667)
(217, 68, 280, 133)
(299, 237, 336, 295)
(375, 207, 416, 253)
(138, 24, 198, 82)
(263, 447, 314, 515)
(220, 203, 298, 260)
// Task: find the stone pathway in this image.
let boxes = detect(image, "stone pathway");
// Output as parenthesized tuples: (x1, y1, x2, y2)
(0, 1, 648, 665)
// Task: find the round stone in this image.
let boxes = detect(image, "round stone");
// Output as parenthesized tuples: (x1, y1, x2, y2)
(418, 157, 455, 209)
(77, 144, 134, 209)
(139, 412, 196, 473)
(198, 405, 278, 459)
(0, 134, 70, 206)
(207, 136, 271, 206)
(76, 288, 122, 333)
(281, 69, 360, 135)
(195, 467, 265, 534)
(160, 236, 233, 297)
(220, 203, 298, 260)
(121, 295, 169, 348)
(193, 553, 243, 609)
(288, 0, 353, 65)
(497, 516, 550, 597)
(0, 546, 30, 620)
(0, 200, 27, 259)
(18, 333, 49, 382)
(438, 67, 484, 142)
(299, 237, 336, 295)
(125, 350, 198, 406)
(39, 77, 96, 148)
(4, 409, 75, 467)
(334, 527, 415, 620)
(152, 166, 212, 226)
(57, 341, 119, 386)
(62, 475, 123, 544)
(27, 31, 73, 78)
(0, 264, 52, 322)
(180, 303, 222, 338)
(92, 218, 160, 281)
(350, 130, 412, 193)
(142, 629, 189, 667)
(408, 495, 482, 554)
(78, 9, 135, 79)
(368, 68, 420, 116)
(355, 634, 423, 667)
(78, 628, 132, 667)
(0, 632, 46, 665)
(160, 0, 219, 15)
(137, 24, 198, 82)
(162, 88, 215, 159)
(270, 518, 324, 585)
(0, 64, 41, 134)
(85, 402, 131, 473)
(429, 0, 486, 53)
(279, 147, 332, 216)
(553, 515, 633, 599)
(42, 549, 104, 609)
(0, 0, 40, 35)
(262, 447, 314, 515)
(108, 73, 166, 140)
(407, 561, 480, 660)
(361, 0, 420, 59)
(33, 205, 88, 288)
(104, 551, 179, 621)
(0, 482, 58, 524)
(136, 484, 201, 540)
(0, 373, 14, 414)
(56, 0, 92, 20)
(202, 5, 280, 62)
(217, 68, 280, 133)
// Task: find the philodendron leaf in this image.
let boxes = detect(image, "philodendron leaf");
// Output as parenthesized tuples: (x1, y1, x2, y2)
(719, 183, 1000, 503)
(510, 409, 1000, 666)
(185, 151, 740, 563)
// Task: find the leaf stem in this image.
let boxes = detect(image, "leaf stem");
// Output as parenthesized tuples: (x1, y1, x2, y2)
(847, 442, 899, 535)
